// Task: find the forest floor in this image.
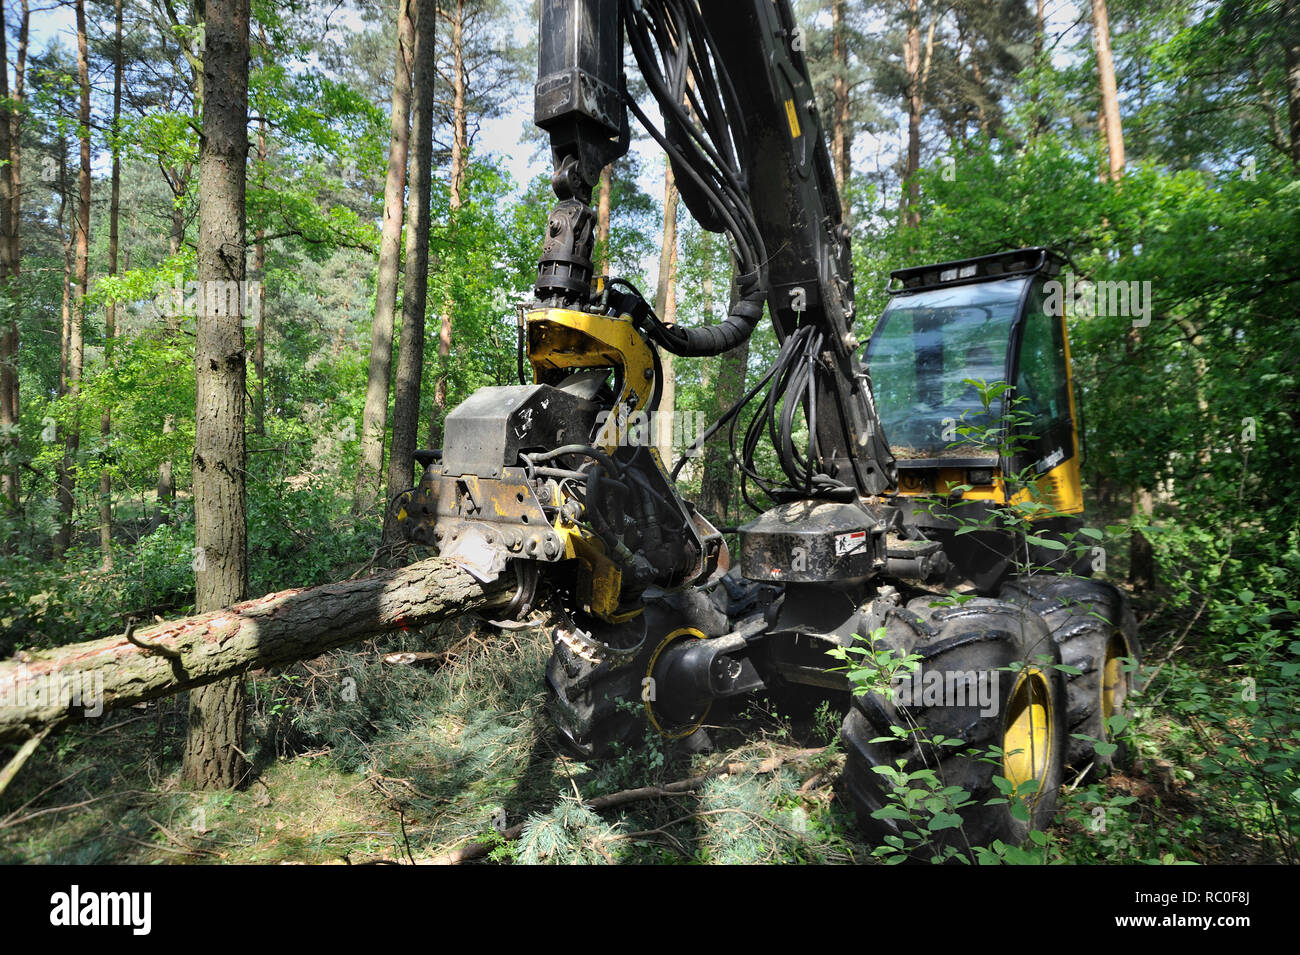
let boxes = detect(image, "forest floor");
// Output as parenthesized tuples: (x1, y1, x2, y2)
(0, 577, 1281, 865)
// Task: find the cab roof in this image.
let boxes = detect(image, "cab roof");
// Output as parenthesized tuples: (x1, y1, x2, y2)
(887, 247, 1065, 295)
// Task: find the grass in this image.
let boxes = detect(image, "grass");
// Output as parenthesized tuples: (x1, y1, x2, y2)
(1, 575, 1288, 865)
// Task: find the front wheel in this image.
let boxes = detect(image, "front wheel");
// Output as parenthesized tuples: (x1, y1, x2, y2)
(839, 596, 1068, 857)
(999, 576, 1142, 772)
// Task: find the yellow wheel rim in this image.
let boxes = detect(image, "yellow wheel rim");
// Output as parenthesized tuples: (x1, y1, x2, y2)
(644, 627, 712, 740)
(1002, 667, 1053, 796)
(1101, 634, 1128, 725)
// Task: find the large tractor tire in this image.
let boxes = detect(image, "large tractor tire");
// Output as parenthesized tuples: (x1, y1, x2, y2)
(546, 588, 729, 760)
(840, 596, 1068, 855)
(999, 576, 1142, 772)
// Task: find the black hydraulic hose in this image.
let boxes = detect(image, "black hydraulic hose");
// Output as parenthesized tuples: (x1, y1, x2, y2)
(607, 276, 766, 359)
(583, 462, 623, 558)
(669, 335, 792, 480)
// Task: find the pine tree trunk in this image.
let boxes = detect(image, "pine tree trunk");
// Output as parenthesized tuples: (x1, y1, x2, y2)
(0, 0, 20, 521)
(252, 111, 267, 438)
(0, 556, 515, 743)
(901, 0, 934, 229)
(430, 0, 468, 449)
(700, 255, 747, 525)
(54, 1, 92, 559)
(1091, 0, 1125, 180)
(831, 0, 851, 209)
(1285, 0, 1300, 166)
(98, 0, 123, 571)
(654, 162, 678, 464)
(382, 0, 437, 547)
(596, 164, 612, 274)
(183, 0, 251, 791)
(154, 157, 191, 525)
(1129, 487, 1155, 591)
(356, 0, 414, 512)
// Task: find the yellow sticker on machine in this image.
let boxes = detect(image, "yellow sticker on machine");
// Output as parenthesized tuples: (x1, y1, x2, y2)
(784, 98, 801, 139)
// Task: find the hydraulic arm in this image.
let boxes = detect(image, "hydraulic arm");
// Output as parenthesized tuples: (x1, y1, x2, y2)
(394, 0, 910, 755)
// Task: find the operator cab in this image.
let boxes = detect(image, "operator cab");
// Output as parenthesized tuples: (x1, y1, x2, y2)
(864, 248, 1086, 588)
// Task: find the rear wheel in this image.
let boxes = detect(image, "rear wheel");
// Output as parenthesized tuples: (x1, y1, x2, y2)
(999, 576, 1142, 772)
(839, 596, 1068, 856)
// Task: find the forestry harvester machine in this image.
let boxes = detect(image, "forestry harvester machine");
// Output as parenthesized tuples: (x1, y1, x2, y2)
(392, 0, 1140, 847)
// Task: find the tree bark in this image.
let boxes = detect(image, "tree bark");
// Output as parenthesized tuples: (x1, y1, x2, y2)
(0, 557, 515, 744)
(356, 0, 415, 512)
(184, 0, 251, 790)
(0, 0, 10, 517)
(1091, 0, 1125, 180)
(0, 1, 26, 520)
(98, 0, 124, 571)
(901, 0, 936, 229)
(252, 118, 267, 437)
(383, 0, 437, 547)
(700, 254, 748, 525)
(653, 162, 678, 464)
(53, 1, 92, 559)
(596, 164, 612, 274)
(429, 0, 469, 448)
(1285, 0, 1300, 166)
(831, 0, 851, 208)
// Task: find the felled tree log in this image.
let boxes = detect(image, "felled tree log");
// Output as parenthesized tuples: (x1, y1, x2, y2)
(0, 557, 516, 745)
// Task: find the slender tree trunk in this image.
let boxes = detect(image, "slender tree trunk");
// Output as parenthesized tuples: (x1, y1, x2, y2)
(901, 0, 935, 229)
(382, 0, 437, 546)
(155, 207, 187, 523)
(429, 0, 468, 448)
(54, 0, 92, 558)
(58, 165, 69, 396)
(971, 57, 990, 138)
(1029, 0, 1047, 138)
(1091, 0, 1125, 180)
(252, 119, 267, 437)
(700, 254, 747, 524)
(1129, 487, 1155, 591)
(356, 0, 415, 511)
(98, 0, 123, 570)
(1285, 0, 1300, 166)
(831, 0, 851, 209)
(654, 162, 678, 465)
(0, 0, 21, 519)
(596, 164, 612, 274)
(183, 0, 251, 790)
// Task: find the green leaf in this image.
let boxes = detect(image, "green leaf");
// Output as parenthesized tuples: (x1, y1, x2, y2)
(928, 812, 965, 831)
(1024, 535, 1068, 551)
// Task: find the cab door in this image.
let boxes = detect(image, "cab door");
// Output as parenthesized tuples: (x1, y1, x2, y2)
(1007, 277, 1084, 515)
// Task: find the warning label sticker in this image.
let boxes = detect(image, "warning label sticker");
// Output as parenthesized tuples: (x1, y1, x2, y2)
(834, 530, 868, 556)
